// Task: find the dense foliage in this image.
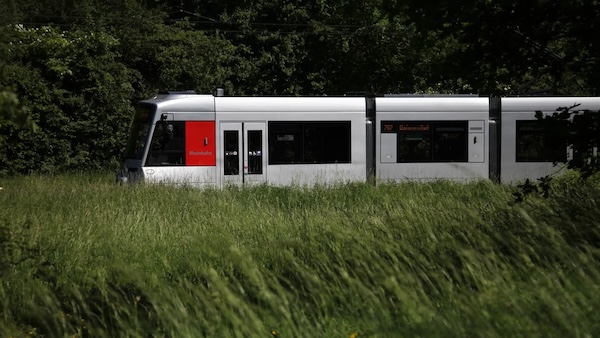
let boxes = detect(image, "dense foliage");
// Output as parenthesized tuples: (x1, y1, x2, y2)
(1, 0, 599, 174)
(1, 175, 599, 336)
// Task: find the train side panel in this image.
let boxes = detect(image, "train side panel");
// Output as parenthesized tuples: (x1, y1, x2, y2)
(215, 97, 367, 187)
(375, 97, 490, 182)
(500, 97, 600, 184)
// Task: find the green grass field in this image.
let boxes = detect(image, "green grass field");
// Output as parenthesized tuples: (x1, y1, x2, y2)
(1, 174, 599, 337)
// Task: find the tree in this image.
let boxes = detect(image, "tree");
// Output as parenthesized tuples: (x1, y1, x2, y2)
(403, 0, 600, 96)
(0, 90, 35, 130)
(0, 25, 136, 174)
(135, 20, 238, 95)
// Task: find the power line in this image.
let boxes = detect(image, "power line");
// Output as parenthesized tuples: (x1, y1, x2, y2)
(13, 21, 367, 36)
(13, 10, 374, 31)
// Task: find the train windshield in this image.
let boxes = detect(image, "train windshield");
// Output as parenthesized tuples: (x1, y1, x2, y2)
(124, 104, 154, 159)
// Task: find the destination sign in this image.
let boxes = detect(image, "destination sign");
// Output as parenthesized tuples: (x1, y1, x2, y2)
(381, 121, 431, 133)
(399, 124, 430, 131)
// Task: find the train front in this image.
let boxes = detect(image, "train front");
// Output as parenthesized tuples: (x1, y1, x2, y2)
(116, 103, 155, 184)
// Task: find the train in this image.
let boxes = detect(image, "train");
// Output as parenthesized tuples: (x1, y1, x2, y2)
(116, 90, 600, 187)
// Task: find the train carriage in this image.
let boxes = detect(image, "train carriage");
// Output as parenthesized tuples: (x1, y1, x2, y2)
(214, 96, 367, 187)
(375, 96, 490, 182)
(120, 92, 367, 187)
(499, 97, 600, 184)
(117, 91, 599, 187)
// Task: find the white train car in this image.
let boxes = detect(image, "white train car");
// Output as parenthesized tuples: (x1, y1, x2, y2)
(499, 97, 600, 184)
(375, 96, 491, 182)
(119, 92, 367, 187)
(214, 96, 367, 187)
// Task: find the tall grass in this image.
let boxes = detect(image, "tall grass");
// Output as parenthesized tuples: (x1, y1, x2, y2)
(0, 174, 599, 337)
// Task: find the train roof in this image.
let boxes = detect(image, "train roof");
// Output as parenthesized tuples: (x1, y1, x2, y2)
(141, 92, 600, 114)
(376, 96, 489, 112)
(501, 97, 600, 112)
(141, 94, 215, 112)
(215, 96, 365, 112)
(142, 94, 367, 113)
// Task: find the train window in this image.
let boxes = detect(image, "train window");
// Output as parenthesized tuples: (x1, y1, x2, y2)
(146, 121, 185, 166)
(516, 120, 567, 162)
(433, 123, 468, 161)
(382, 121, 468, 162)
(269, 122, 351, 164)
(224, 131, 240, 175)
(247, 130, 263, 174)
(304, 123, 351, 163)
(125, 105, 153, 159)
(398, 125, 432, 162)
(269, 123, 303, 164)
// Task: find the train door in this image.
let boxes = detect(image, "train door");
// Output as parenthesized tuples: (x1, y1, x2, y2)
(219, 122, 267, 186)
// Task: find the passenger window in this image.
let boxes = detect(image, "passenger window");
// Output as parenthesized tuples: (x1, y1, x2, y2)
(247, 130, 263, 174)
(397, 123, 432, 162)
(304, 123, 351, 163)
(269, 122, 351, 164)
(382, 121, 468, 162)
(269, 123, 303, 164)
(433, 123, 468, 161)
(516, 120, 567, 162)
(146, 122, 185, 166)
(224, 130, 240, 175)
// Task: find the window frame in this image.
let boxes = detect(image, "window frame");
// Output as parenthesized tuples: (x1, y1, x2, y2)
(381, 120, 469, 163)
(125, 104, 154, 160)
(145, 121, 186, 166)
(268, 121, 352, 165)
(515, 120, 568, 163)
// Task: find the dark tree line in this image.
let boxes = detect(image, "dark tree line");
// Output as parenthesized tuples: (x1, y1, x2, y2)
(1, 0, 599, 175)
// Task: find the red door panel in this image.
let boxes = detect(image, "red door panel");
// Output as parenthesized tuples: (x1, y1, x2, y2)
(186, 121, 216, 166)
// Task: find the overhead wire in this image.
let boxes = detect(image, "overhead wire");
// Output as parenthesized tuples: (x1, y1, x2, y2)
(10, 9, 378, 36)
